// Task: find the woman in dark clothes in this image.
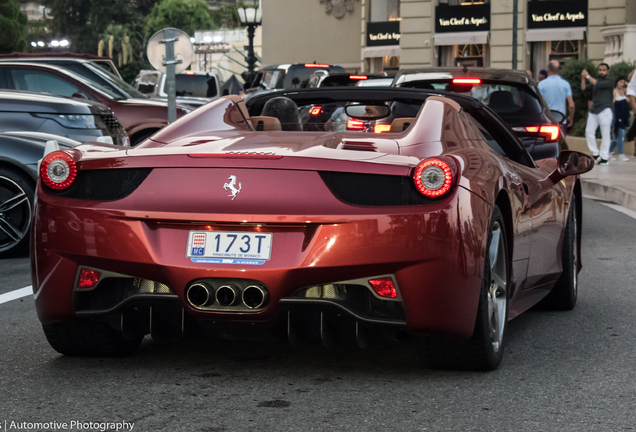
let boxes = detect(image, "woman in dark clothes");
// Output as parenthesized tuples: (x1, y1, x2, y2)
(610, 78, 631, 161)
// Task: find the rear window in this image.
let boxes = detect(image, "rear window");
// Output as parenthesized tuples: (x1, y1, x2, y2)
(172, 75, 218, 98)
(399, 80, 543, 119)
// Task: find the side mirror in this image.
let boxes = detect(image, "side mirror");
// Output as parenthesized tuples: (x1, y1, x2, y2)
(72, 92, 89, 100)
(548, 150, 594, 183)
(550, 110, 566, 123)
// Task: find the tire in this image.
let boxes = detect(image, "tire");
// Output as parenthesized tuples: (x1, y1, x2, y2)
(42, 322, 143, 357)
(416, 205, 509, 371)
(0, 168, 34, 258)
(538, 194, 578, 310)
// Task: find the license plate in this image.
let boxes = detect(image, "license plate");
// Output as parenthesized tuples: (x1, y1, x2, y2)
(187, 231, 273, 265)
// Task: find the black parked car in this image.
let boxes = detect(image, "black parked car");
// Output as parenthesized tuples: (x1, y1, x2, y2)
(392, 67, 567, 160)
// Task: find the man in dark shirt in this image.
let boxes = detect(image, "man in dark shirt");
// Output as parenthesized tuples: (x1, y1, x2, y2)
(582, 63, 614, 165)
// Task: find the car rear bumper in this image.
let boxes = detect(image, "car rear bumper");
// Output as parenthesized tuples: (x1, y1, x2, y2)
(32, 182, 488, 340)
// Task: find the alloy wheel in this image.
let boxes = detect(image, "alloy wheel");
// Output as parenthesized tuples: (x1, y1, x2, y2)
(487, 222, 507, 353)
(0, 176, 32, 253)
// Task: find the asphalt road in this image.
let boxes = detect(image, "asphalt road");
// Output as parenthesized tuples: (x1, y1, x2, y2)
(0, 198, 635, 432)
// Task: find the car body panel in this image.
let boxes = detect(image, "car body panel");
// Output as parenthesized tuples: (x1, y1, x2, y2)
(31, 89, 583, 344)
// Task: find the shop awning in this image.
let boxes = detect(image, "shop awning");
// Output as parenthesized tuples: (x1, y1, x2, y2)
(526, 27, 586, 42)
(433, 31, 489, 46)
(362, 45, 400, 58)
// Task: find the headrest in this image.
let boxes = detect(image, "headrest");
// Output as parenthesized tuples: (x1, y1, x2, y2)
(390, 117, 415, 133)
(251, 116, 282, 131)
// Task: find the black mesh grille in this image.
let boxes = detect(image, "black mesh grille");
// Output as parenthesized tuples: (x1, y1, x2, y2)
(294, 284, 406, 322)
(45, 168, 152, 201)
(320, 171, 434, 206)
(100, 112, 123, 132)
(74, 277, 174, 312)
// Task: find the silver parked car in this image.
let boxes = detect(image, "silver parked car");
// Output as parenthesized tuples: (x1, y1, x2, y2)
(131, 70, 220, 109)
(0, 91, 127, 257)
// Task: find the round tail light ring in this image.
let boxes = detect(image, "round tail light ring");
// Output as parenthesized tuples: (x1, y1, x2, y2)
(40, 151, 78, 190)
(413, 158, 455, 198)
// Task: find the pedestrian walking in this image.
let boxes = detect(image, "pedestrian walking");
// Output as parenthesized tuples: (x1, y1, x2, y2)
(538, 60, 574, 134)
(624, 68, 636, 156)
(582, 63, 614, 165)
(609, 78, 630, 162)
(538, 70, 547, 82)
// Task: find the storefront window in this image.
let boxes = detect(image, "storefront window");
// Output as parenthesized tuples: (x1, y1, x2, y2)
(370, 0, 400, 22)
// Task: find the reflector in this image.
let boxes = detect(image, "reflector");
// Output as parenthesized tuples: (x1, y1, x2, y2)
(78, 269, 101, 289)
(368, 277, 398, 299)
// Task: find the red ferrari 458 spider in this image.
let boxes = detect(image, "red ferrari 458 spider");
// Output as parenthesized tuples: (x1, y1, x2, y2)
(31, 88, 593, 370)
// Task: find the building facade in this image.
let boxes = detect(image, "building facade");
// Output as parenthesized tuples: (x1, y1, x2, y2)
(262, 0, 636, 78)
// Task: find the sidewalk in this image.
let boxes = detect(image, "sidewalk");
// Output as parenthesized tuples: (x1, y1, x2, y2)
(567, 136, 636, 212)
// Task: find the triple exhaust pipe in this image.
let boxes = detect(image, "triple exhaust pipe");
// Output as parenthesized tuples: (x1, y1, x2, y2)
(186, 282, 269, 310)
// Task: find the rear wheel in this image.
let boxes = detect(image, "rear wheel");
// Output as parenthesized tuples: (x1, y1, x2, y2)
(538, 194, 578, 310)
(0, 168, 33, 258)
(416, 206, 508, 371)
(42, 322, 143, 357)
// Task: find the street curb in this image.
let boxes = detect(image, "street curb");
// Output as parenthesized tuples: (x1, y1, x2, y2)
(580, 179, 636, 212)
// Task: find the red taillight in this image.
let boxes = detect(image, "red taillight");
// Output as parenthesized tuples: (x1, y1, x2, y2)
(346, 119, 366, 130)
(453, 78, 481, 84)
(374, 124, 391, 133)
(413, 158, 454, 198)
(368, 277, 398, 299)
(305, 63, 330, 68)
(40, 151, 77, 190)
(77, 269, 101, 289)
(540, 125, 559, 141)
(185, 71, 196, 75)
(350, 75, 368, 80)
(525, 125, 559, 142)
(310, 106, 323, 115)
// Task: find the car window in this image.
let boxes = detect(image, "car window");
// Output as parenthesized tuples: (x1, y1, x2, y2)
(173, 75, 218, 98)
(400, 80, 543, 121)
(289, 68, 320, 89)
(10, 69, 80, 97)
(82, 62, 147, 99)
(137, 73, 159, 94)
(259, 70, 284, 90)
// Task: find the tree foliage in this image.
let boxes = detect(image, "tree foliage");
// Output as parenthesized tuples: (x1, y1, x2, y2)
(0, 0, 28, 54)
(143, 0, 217, 39)
(210, 5, 241, 29)
(44, 0, 153, 54)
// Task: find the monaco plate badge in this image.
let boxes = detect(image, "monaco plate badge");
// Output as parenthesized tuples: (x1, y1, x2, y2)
(223, 175, 242, 200)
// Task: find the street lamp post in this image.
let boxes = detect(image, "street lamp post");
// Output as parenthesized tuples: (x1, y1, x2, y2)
(237, 5, 262, 88)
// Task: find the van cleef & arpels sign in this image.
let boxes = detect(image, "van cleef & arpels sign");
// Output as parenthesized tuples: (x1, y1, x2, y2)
(435, 4, 490, 33)
(367, 21, 401, 47)
(527, 0, 588, 29)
